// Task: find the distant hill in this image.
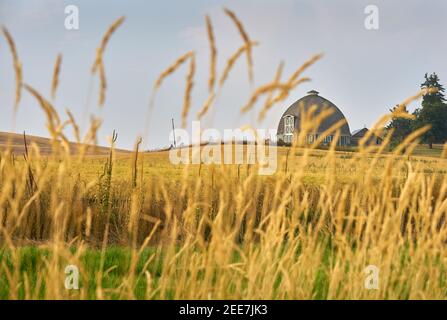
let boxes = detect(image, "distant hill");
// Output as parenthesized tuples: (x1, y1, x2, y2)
(0, 132, 130, 156)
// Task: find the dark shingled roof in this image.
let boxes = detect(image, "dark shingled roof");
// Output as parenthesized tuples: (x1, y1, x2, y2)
(277, 90, 351, 136)
(351, 128, 368, 137)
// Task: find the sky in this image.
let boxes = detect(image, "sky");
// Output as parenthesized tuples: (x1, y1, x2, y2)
(1, 0, 447, 149)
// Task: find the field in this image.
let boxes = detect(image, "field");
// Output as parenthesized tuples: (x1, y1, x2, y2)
(1, 140, 447, 299)
(1, 9, 447, 300)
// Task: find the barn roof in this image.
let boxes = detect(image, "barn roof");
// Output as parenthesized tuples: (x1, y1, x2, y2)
(352, 128, 368, 137)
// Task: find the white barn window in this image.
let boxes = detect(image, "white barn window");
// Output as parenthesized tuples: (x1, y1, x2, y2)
(323, 135, 333, 144)
(283, 115, 294, 143)
(284, 116, 294, 134)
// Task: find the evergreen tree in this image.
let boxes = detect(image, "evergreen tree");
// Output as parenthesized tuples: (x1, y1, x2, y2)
(387, 104, 414, 147)
(413, 73, 447, 148)
(421, 72, 445, 102)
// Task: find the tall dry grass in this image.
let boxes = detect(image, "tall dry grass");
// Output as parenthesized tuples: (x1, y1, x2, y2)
(51, 54, 62, 100)
(91, 16, 125, 106)
(0, 9, 447, 300)
(205, 15, 217, 93)
(2, 26, 22, 110)
(223, 7, 254, 82)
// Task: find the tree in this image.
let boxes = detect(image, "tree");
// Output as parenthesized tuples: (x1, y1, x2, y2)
(420, 72, 445, 103)
(387, 104, 414, 147)
(413, 73, 447, 148)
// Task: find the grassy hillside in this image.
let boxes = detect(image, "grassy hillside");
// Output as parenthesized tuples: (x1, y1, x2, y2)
(0, 131, 130, 156)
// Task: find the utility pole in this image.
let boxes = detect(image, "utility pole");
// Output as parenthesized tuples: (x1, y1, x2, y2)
(171, 118, 177, 148)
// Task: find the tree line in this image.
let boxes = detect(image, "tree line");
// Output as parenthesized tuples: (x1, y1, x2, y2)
(387, 73, 447, 149)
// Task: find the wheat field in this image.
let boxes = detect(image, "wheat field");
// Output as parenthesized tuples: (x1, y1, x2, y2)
(1, 10, 447, 300)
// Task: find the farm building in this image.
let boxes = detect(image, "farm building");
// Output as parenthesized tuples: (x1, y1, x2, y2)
(350, 127, 383, 146)
(277, 90, 351, 146)
(276, 90, 381, 147)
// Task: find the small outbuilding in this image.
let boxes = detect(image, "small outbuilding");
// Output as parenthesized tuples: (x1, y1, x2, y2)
(350, 128, 382, 146)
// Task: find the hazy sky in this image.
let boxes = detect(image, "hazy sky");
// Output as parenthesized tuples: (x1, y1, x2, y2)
(1, 0, 447, 149)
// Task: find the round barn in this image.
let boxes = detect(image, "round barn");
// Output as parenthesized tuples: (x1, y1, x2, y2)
(276, 90, 352, 146)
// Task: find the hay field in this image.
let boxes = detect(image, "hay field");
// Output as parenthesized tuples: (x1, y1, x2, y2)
(1, 142, 447, 299)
